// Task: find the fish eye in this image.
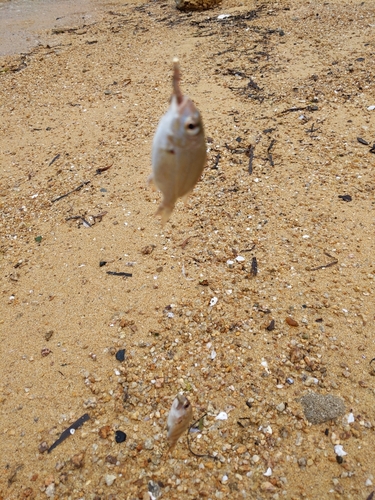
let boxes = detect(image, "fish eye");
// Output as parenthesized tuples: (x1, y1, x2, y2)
(185, 120, 200, 135)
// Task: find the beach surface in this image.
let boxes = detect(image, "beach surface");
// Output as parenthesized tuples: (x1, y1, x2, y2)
(1, 0, 375, 498)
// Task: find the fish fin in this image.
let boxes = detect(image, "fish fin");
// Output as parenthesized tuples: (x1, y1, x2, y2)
(181, 191, 192, 205)
(147, 174, 156, 191)
(155, 203, 174, 226)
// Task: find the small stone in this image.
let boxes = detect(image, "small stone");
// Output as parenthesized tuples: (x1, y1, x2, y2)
(116, 349, 126, 362)
(44, 330, 54, 341)
(38, 441, 48, 453)
(71, 452, 84, 468)
(286, 317, 299, 327)
(252, 455, 260, 463)
(144, 438, 154, 450)
(105, 474, 117, 486)
(141, 244, 155, 255)
(236, 445, 247, 454)
(115, 430, 127, 443)
(45, 483, 55, 497)
(261, 481, 276, 492)
(99, 425, 112, 439)
(304, 376, 318, 387)
(298, 457, 307, 468)
(276, 403, 286, 412)
(105, 455, 117, 465)
(148, 480, 162, 499)
(300, 392, 345, 424)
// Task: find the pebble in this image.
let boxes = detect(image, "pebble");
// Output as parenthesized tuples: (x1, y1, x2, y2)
(38, 441, 48, 453)
(99, 425, 112, 439)
(115, 349, 126, 362)
(115, 430, 127, 443)
(45, 483, 55, 497)
(105, 474, 117, 486)
(304, 376, 319, 387)
(300, 393, 345, 424)
(71, 453, 84, 468)
(261, 481, 276, 492)
(144, 438, 154, 450)
(285, 317, 299, 327)
(236, 446, 247, 454)
(148, 480, 162, 498)
(276, 403, 286, 412)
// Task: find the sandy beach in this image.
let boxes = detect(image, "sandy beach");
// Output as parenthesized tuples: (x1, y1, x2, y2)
(1, 0, 375, 498)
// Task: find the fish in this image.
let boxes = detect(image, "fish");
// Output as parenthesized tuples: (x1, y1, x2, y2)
(166, 393, 193, 451)
(149, 58, 207, 225)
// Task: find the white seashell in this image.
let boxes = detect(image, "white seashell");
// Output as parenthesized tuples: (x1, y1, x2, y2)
(209, 297, 218, 307)
(150, 58, 206, 225)
(166, 393, 193, 450)
(334, 444, 347, 457)
(215, 411, 228, 420)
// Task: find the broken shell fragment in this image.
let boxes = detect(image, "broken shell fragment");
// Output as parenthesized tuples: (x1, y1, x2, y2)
(166, 393, 193, 450)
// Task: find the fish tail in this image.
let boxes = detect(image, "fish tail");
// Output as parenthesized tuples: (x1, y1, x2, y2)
(155, 202, 174, 226)
(172, 57, 183, 105)
(147, 174, 156, 191)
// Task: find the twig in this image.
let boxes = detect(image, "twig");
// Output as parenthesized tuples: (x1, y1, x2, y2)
(92, 211, 108, 222)
(247, 145, 254, 174)
(7, 464, 24, 486)
(267, 139, 275, 166)
(51, 181, 90, 203)
(187, 413, 219, 460)
(251, 256, 258, 276)
(106, 271, 133, 277)
(95, 165, 112, 175)
(48, 154, 61, 167)
(279, 104, 318, 115)
(211, 153, 220, 170)
(65, 215, 91, 227)
(307, 252, 338, 271)
(180, 236, 193, 248)
(241, 244, 256, 252)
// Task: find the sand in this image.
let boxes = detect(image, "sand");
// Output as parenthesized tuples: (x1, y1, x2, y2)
(1, 0, 375, 498)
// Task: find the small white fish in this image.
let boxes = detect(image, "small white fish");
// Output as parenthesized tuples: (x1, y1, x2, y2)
(150, 58, 206, 225)
(166, 393, 193, 450)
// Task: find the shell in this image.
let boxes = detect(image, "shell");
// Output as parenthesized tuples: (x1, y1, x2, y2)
(166, 393, 193, 450)
(150, 58, 206, 225)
